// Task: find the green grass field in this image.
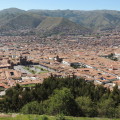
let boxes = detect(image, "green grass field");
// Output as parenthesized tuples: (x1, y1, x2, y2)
(0, 114, 120, 120)
(21, 84, 36, 88)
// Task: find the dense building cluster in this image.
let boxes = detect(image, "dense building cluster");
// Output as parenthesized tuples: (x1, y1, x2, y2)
(0, 30, 120, 94)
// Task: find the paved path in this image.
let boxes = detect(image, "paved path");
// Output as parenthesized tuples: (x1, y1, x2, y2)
(14, 65, 31, 74)
(14, 64, 55, 74)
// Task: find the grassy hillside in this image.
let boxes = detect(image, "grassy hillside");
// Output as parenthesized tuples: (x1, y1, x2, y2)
(37, 17, 64, 30)
(0, 14, 45, 31)
(36, 17, 90, 37)
(1, 8, 120, 34)
(0, 8, 25, 26)
(28, 9, 120, 30)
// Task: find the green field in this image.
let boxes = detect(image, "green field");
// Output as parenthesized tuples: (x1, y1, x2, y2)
(21, 84, 36, 88)
(0, 114, 120, 120)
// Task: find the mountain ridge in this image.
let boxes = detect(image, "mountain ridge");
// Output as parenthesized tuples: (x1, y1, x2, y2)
(1, 8, 120, 36)
(27, 9, 120, 30)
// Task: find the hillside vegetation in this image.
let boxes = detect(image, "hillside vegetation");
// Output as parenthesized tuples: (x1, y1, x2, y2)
(1, 8, 120, 36)
(0, 75, 120, 118)
(0, 14, 45, 31)
(0, 8, 90, 36)
(36, 17, 90, 36)
(0, 8, 25, 26)
(28, 9, 120, 30)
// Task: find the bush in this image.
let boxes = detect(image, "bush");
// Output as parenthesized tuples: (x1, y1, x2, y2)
(21, 101, 44, 114)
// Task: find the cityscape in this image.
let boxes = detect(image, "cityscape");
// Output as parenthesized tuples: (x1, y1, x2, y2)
(0, 1, 120, 119)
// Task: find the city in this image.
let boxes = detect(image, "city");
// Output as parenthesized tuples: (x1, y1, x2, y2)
(0, 30, 120, 93)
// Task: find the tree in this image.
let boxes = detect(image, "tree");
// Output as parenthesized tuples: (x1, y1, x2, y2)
(97, 98, 115, 118)
(110, 84, 120, 105)
(21, 101, 43, 114)
(115, 104, 120, 118)
(46, 88, 79, 116)
(5, 84, 23, 112)
(75, 96, 96, 117)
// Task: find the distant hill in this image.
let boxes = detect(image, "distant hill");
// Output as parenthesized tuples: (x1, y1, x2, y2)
(1, 8, 120, 36)
(36, 17, 90, 37)
(28, 9, 120, 31)
(0, 8, 25, 14)
(0, 8, 25, 26)
(0, 14, 45, 31)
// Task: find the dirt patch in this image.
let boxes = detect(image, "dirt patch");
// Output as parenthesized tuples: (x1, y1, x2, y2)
(0, 113, 12, 117)
(0, 113, 18, 118)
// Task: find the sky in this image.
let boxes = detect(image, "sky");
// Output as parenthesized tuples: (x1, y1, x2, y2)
(0, 0, 120, 11)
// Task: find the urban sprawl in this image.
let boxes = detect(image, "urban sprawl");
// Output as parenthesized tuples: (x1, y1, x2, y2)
(0, 30, 120, 95)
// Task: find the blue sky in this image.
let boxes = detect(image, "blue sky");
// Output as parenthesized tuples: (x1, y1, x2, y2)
(0, 0, 120, 11)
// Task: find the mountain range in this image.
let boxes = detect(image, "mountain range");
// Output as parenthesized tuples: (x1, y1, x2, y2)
(0, 8, 120, 36)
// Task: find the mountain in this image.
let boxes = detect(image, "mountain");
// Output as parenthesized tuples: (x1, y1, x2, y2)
(28, 9, 120, 30)
(0, 8, 25, 26)
(0, 14, 45, 31)
(0, 8, 90, 36)
(36, 17, 90, 37)
(1, 8, 120, 36)
(0, 8, 25, 14)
